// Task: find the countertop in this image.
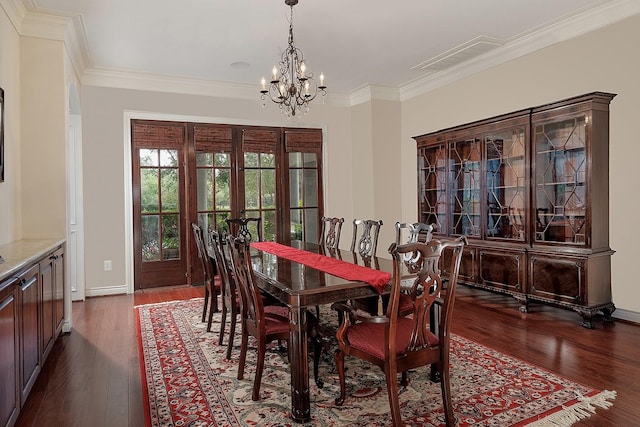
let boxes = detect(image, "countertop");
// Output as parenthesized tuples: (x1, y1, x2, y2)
(0, 239, 66, 284)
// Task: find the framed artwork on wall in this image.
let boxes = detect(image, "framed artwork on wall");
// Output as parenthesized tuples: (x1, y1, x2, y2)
(0, 86, 4, 182)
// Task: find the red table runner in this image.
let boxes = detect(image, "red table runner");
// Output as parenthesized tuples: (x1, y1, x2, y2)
(251, 242, 391, 294)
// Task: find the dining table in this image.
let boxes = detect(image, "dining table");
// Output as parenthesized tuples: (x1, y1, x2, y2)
(248, 240, 395, 423)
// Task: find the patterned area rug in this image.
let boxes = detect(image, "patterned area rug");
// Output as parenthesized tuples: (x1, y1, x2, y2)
(136, 298, 615, 426)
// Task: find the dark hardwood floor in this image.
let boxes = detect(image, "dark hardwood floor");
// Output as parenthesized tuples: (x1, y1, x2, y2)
(14, 285, 640, 426)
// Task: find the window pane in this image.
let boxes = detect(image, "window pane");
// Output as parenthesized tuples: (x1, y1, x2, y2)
(261, 169, 276, 209)
(244, 152, 258, 167)
(215, 168, 230, 210)
(140, 149, 158, 166)
(215, 212, 230, 232)
(289, 152, 302, 167)
(305, 208, 319, 244)
(196, 168, 213, 211)
(162, 214, 180, 260)
(160, 149, 178, 167)
(263, 210, 276, 241)
(141, 215, 160, 261)
(245, 169, 259, 209)
(303, 153, 317, 167)
(160, 168, 179, 212)
(303, 169, 318, 206)
(197, 213, 215, 234)
(260, 153, 275, 168)
(141, 169, 159, 213)
(196, 152, 212, 167)
(214, 152, 230, 167)
(290, 209, 303, 241)
(290, 169, 302, 208)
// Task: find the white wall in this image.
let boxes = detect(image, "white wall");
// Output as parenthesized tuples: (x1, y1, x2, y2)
(401, 14, 640, 315)
(0, 5, 22, 244)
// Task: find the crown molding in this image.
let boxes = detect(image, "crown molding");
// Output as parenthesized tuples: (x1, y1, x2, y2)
(0, 0, 27, 32)
(398, 0, 640, 101)
(349, 85, 400, 106)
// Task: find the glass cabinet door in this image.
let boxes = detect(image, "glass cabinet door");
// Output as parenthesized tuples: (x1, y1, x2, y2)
(418, 145, 447, 232)
(534, 114, 588, 245)
(450, 138, 481, 237)
(485, 127, 527, 240)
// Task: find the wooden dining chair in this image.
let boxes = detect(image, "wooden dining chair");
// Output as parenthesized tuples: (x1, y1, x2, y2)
(191, 222, 219, 332)
(209, 229, 242, 359)
(350, 218, 383, 258)
(226, 217, 262, 242)
(319, 216, 344, 250)
(332, 238, 466, 427)
(394, 221, 435, 245)
(227, 236, 326, 400)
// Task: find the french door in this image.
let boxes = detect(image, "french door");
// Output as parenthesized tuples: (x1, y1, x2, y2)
(132, 120, 324, 289)
(132, 120, 188, 289)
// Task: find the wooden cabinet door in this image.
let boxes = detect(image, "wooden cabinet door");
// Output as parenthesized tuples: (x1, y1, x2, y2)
(40, 255, 55, 361)
(0, 278, 20, 427)
(53, 248, 65, 336)
(529, 254, 585, 305)
(18, 264, 40, 403)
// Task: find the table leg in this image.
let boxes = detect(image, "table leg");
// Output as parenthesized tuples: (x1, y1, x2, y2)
(289, 304, 311, 423)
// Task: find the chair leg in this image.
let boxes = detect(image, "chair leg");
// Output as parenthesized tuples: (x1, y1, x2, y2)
(206, 293, 215, 332)
(237, 330, 248, 381)
(226, 312, 237, 360)
(202, 288, 209, 322)
(440, 361, 455, 427)
(218, 305, 227, 344)
(334, 349, 346, 405)
(252, 340, 266, 401)
(211, 281, 219, 313)
(312, 333, 324, 388)
(384, 365, 402, 427)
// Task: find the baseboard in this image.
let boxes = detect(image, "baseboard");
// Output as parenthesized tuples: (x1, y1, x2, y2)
(612, 308, 640, 325)
(85, 284, 129, 297)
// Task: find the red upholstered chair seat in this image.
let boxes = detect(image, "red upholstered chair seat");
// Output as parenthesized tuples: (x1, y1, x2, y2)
(346, 318, 439, 360)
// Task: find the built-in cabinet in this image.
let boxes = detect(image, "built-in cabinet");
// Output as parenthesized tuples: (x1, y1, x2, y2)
(414, 92, 615, 328)
(0, 241, 65, 427)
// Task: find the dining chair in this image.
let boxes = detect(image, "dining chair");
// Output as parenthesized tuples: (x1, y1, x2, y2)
(191, 222, 219, 332)
(319, 216, 344, 250)
(226, 217, 262, 242)
(332, 237, 466, 427)
(227, 236, 326, 400)
(350, 219, 383, 258)
(209, 229, 241, 359)
(394, 221, 435, 245)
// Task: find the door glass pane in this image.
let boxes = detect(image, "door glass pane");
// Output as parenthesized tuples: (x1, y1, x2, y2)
(214, 169, 230, 210)
(450, 139, 481, 237)
(196, 168, 213, 211)
(290, 152, 302, 168)
(485, 128, 526, 240)
(160, 149, 178, 166)
(290, 209, 303, 240)
(290, 169, 302, 208)
(196, 152, 212, 167)
(214, 152, 230, 167)
(162, 214, 180, 260)
(261, 169, 276, 209)
(305, 208, 319, 244)
(535, 116, 587, 244)
(303, 169, 318, 206)
(160, 168, 179, 211)
(260, 153, 275, 168)
(263, 210, 276, 241)
(244, 152, 258, 167)
(140, 169, 159, 213)
(142, 215, 160, 261)
(303, 153, 317, 167)
(419, 145, 447, 232)
(245, 169, 259, 209)
(140, 149, 158, 166)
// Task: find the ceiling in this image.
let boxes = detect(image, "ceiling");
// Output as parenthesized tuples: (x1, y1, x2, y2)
(21, 0, 637, 96)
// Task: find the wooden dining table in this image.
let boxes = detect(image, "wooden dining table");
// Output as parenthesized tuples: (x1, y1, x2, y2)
(249, 240, 394, 423)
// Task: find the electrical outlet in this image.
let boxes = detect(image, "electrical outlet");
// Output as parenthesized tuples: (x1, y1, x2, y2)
(104, 260, 112, 271)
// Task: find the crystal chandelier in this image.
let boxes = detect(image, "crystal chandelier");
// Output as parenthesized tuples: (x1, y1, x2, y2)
(260, 0, 326, 117)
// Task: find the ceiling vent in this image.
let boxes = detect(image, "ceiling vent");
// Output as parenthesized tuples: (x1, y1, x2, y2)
(412, 35, 505, 72)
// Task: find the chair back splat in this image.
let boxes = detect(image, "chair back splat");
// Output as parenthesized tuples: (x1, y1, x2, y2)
(350, 219, 383, 257)
(226, 217, 262, 242)
(332, 237, 466, 427)
(319, 216, 344, 250)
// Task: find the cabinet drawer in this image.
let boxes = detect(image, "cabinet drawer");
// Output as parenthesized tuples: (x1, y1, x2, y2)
(479, 249, 525, 293)
(529, 255, 585, 304)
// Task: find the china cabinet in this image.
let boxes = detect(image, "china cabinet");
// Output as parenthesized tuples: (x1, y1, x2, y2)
(414, 92, 616, 328)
